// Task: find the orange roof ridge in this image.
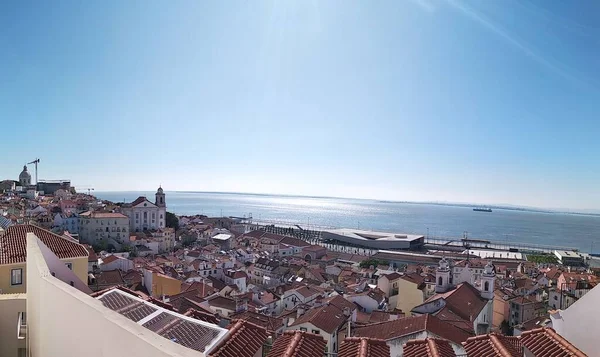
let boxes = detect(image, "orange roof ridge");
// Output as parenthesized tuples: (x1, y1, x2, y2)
(283, 331, 304, 356)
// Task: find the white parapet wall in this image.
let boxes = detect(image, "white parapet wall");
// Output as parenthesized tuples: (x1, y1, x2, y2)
(25, 233, 204, 357)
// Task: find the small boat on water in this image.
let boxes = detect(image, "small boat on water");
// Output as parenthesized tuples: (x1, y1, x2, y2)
(473, 207, 492, 212)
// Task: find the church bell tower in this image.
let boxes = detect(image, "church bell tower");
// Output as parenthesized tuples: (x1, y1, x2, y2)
(155, 186, 166, 207)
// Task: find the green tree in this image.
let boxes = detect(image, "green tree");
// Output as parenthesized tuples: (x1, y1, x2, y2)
(359, 258, 389, 269)
(166, 211, 179, 230)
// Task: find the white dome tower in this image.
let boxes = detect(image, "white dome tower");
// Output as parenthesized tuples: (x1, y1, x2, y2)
(480, 261, 495, 300)
(435, 257, 451, 293)
(19, 165, 31, 187)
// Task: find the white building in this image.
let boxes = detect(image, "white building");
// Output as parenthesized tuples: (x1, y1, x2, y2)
(78, 212, 129, 245)
(121, 187, 167, 232)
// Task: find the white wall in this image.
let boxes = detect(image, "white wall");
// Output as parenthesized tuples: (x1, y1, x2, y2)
(347, 295, 379, 313)
(101, 257, 134, 272)
(26, 233, 208, 357)
(0, 294, 26, 357)
(551, 285, 600, 355)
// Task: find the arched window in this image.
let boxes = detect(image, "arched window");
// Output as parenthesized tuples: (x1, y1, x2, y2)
(438, 276, 443, 286)
(484, 281, 490, 291)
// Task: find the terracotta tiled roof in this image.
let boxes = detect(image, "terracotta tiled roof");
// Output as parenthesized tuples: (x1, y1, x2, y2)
(353, 314, 471, 345)
(383, 272, 402, 281)
(463, 333, 522, 357)
(419, 283, 487, 323)
(101, 254, 120, 265)
(266, 330, 326, 357)
(520, 327, 587, 357)
(96, 269, 125, 286)
(338, 337, 390, 357)
(455, 259, 487, 268)
(322, 295, 356, 312)
(130, 196, 149, 206)
(183, 307, 220, 324)
(0, 224, 89, 265)
(208, 319, 268, 357)
(279, 236, 311, 247)
(290, 304, 348, 334)
(229, 311, 284, 335)
(404, 338, 457, 357)
(295, 285, 321, 299)
(209, 296, 238, 311)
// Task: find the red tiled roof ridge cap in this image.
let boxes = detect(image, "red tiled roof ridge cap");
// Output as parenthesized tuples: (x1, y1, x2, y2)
(427, 338, 441, 357)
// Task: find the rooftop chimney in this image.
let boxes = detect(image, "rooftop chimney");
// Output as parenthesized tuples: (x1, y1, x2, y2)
(297, 306, 305, 318)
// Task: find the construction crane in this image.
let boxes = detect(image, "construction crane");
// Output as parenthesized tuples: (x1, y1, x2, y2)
(27, 158, 40, 185)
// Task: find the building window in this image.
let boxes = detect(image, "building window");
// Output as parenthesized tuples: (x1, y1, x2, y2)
(300, 327, 307, 332)
(65, 262, 73, 270)
(11, 268, 23, 285)
(484, 281, 489, 291)
(160, 214, 163, 219)
(438, 276, 443, 286)
(312, 330, 320, 334)
(136, 213, 139, 219)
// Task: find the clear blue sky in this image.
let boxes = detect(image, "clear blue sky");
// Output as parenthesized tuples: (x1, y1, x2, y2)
(1, 1, 599, 210)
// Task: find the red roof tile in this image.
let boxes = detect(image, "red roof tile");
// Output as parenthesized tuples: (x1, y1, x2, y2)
(353, 314, 471, 346)
(101, 255, 120, 265)
(183, 308, 220, 325)
(0, 224, 88, 265)
(208, 319, 268, 357)
(290, 304, 348, 334)
(463, 333, 521, 357)
(419, 283, 487, 324)
(130, 196, 149, 206)
(520, 327, 587, 357)
(404, 338, 457, 357)
(338, 337, 390, 357)
(229, 311, 284, 336)
(266, 330, 326, 357)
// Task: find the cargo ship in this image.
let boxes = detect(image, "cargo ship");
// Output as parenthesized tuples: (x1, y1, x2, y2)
(473, 207, 492, 212)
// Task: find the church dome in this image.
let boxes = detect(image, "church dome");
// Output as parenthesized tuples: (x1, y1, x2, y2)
(19, 166, 31, 180)
(157, 186, 163, 194)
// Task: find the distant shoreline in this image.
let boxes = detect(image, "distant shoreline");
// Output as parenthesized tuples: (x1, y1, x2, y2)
(94, 190, 600, 218)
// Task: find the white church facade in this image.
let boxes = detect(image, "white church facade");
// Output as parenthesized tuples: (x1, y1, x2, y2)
(411, 258, 496, 335)
(121, 187, 167, 232)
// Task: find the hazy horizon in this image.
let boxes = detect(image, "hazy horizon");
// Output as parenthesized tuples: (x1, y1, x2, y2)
(93, 189, 600, 214)
(2, 1, 599, 210)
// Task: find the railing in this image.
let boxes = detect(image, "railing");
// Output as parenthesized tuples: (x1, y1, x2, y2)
(17, 312, 26, 340)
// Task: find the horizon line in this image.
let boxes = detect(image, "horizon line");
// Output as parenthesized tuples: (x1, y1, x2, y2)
(92, 189, 600, 216)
